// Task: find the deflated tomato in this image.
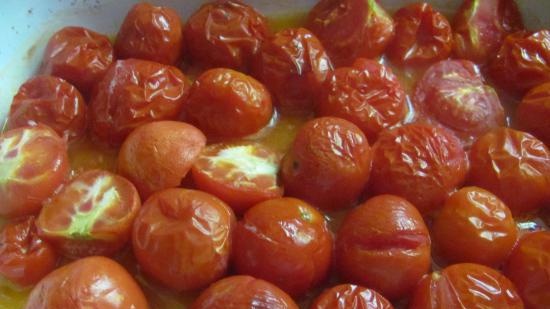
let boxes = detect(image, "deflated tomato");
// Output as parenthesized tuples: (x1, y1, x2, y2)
(311, 284, 394, 309)
(517, 82, 550, 146)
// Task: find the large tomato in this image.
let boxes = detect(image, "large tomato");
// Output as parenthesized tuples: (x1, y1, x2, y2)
(310, 284, 394, 309)
(517, 82, 550, 146)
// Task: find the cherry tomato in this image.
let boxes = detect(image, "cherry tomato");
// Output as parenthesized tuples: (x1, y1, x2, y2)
(191, 142, 283, 215)
(232, 197, 333, 297)
(132, 188, 235, 292)
(336, 195, 431, 300)
(6, 75, 87, 142)
(0, 125, 69, 218)
(118, 121, 206, 199)
(184, 0, 269, 71)
(89, 59, 191, 145)
(306, 0, 394, 66)
(191, 275, 299, 309)
(115, 2, 183, 65)
(252, 27, 332, 115)
(505, 231, 550, 309)
(40, 26, 114, 95)
(24, 256, 149, 309)
(316, 58, 407, 141)
(369, 123, 468, 214)
(310, 284, 394, 309)
(468, 128, 550, 215)
(409, 263, 524, 309)
(183, 68, 273, 139)
(453, 0, 523, 63)
(517, 82, 550, 146)
(281, 117, 372, 210)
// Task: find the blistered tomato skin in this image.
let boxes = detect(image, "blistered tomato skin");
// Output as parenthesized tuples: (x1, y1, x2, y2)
(310, 284, 394, 309)
(115, 2, 183, 65)
(132, 189, 235, 292)
(370, 123, 468, 214)
(24, 256, 149, 309)
(336, 195, 431, 300)
(232, 197, 333, 297)
(307, 0, 394, 66)
(517, 82, 550, 146)
(191, 275, 299, 309)
(89, 59, 191, 145)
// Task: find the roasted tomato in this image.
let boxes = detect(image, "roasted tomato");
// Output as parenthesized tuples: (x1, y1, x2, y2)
(118, 121, 206, 199)
(468, 128, 550, 215)
(191, 275, 299, 309)
(184, 0, 269, 71)
(232, 197, 333, 297)
(89, 59, 191, 145)
(40, 26, 114, 95)
(517, 82, 550, 146)
(183, 68, 273, 139)
(336, 195, 431, 300)
(115, 2, 183, 65)
(24, 256, 149, 309)
(388, 3, 452, 66)
(306, 0, 394, 66)
(453, 0, 523, 63)
(369, 123, 468, 214)
(252, 27, 332, 115)
(132, 188, 235, 292)
(0, 216, 57, 287)
(6, 75, 87, 142)
(281, 117, 372, 210)
(316, 58, 407, 141)
(409, 263, 524, 309)
(505, 231, 550, 309)
(0, 125, 68, 218)
(311, 284, 394, 309)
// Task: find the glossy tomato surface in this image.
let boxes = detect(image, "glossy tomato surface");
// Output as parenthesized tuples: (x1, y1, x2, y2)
(310, 284, 394, 309)
(517, 82, 550, 146)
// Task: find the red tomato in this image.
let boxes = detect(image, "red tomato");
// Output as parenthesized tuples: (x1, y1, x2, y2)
(232, 197, 333, 297)
(316, 58, 408, 141)
(115, 2, 183, 65)
(409, 263, 524, 309)
(6, 75, 87, 142)
(453, 0, 523, 63)
(310, 284, 394, 309)
(369, 123, 468, 214)
(184, 0, 269, 71)
(281, 117, 372, 210)
(132, 188, 235, 292)
(89, 59, 191, 145)
(505, 231, 550, 309)
(0, 216, 57, 287)
(40, 26, 114, 95)
(252, 27, 332, 115)
(468, 128, 550, 215)
(24, 256, 149, 309)
(183, 68, 273, 139)
(0, 125, 69, 218)
(336, 195, 431, 300)
(517, 82, 550, 146)
(306, 0, 394, 66)
(191, 275, 299, 309)
(118, 121, 206, 199)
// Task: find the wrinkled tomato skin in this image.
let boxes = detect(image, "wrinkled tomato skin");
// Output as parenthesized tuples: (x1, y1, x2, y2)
(115, 2, 183, 65)
(191, 275, 299, 309)
(232, 197, 333, 297)
(316, 58, 407, 142)
(0, 125, 69, 218)
(468, 128, 550, 215)
(0, 216, 57, 287)
(517, 82, 550, 146)
(7, 75, 87, 142)
(40, 26, 114, 96)
(336, 195, 431, 300)
(24, 256, 149, 309)
(132, 188, 235, 292)
(184, 0, 269, 71)
(409, 263, 524, 309)
(89, 59, 191, 145)
(306, 0, 394, 67)
(505, 231, 550, 309)
(281, 117, 372, 210)
(310, 284, 394, 309)
(183, 68, 273, 139)
(369, 123, 468, 214)
(388, 3, 452, 66)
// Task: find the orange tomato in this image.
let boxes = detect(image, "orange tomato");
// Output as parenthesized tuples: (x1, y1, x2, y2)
(310, 284, 394, 309)
(517, 82, 550, 146)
